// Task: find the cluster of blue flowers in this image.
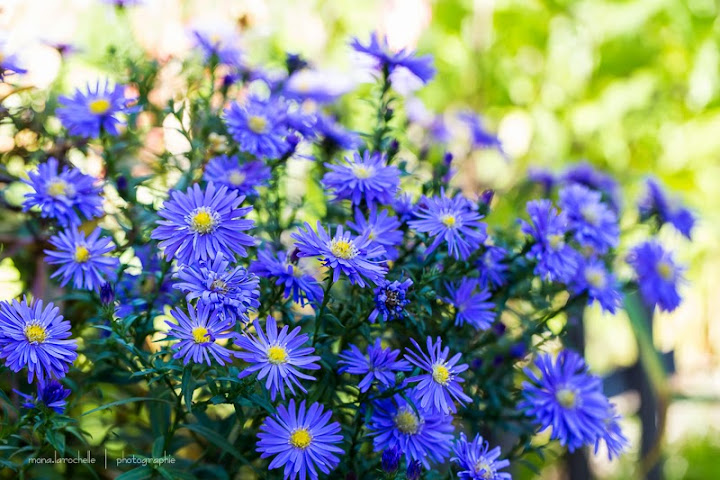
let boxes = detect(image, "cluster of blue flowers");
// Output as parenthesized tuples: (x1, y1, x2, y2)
(0, 11, 697, 479)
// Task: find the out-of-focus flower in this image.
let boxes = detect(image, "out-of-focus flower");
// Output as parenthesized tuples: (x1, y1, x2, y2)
(381, 445, 401, 473)
(57, 81, 136, 138)
(224, 96, 289, 160)
(627, 241, 684, 312)
(348, 208, 403, 260)
(0, 41, 26, 80)
(458, 112, 504, 153)
(204, 155, 271, 197)
(322, 151, 400, 207)
(191, 27, 243, 67)
(572, 259, 622, 314)
(337, 338, 411, 392)
(639, 178, 695, 239)
(351, 32, 435, 84)
(45, 228, 119, 291)
(16, 379, 72, 414)
(559, 184, 619, 255)
(477, 246, 508, 290)
(443, 278, 495, 330)
(562, 162, 621, 211)
(250, 248, 323, 306)
(315, 113, 361, 150)
(284, 69, 356, 103)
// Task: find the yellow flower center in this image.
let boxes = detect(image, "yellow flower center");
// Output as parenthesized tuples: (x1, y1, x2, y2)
(74, 245, 91, 263)
(192, 326, 210, 344)
(584, 267, 606, 288)
(267, 345, 289, 364)
(228, 170, 246, 186)
(188, 208, 219, 234)
(46, 178, 71, 197)
(547, 234, 564, 249)
(556, 388, 577, 408)
(441, 214, 457, 228)
(24, 323, 48, 344)
(210, 279, 228, 293)
(330, 239, 358, 260)
(248, 115, 268, 134)
(656, 260, 674, 281)
(474, 461, 494, 479)
(432, 363, 451, 385)
(289, 428, 312, 449)
(352, 165, 373, 179)
(367, 229, 376, 240)
(89, 98, 111, 115)
(581, 205, 599, 225)
(394, 408, 421, 435)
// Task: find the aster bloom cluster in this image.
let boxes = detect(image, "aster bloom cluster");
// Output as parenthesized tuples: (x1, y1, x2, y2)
(0, 19, 697, 480)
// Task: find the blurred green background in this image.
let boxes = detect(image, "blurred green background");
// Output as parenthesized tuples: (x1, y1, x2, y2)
(2, 0, 720, 478)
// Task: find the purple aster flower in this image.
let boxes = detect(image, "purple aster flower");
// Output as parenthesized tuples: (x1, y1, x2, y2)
(406, 460, 423, 480)
(257, 399, 343, 480)
(520, 350, 612, 452)
(0, 297, 77, 383)
(191, 28, 243, 66)
(0, 42, 26, 80)
(639, 178, 695, 239)
(458, 112, 504, 153)
(405, 336, 471, 414)
(204, 155, 271, 197)
(520, 199, 579, 283)
(284, 69, 355, 103)
(250, 248, 324, 307)
(408, 190, 488, 261)
(151, 182, 255, 265)
(443, 278, 495, 330)
(115, 245, 180, 317)
(477, 246, 508, 290)
(627, 241, 684, 312)
(559, 184, 619, 255)
(314, 113, 361, 150)
(165, 303, 236, 366)
(594, 404, 629, 460)
(337, 338, 411, 392)
(15, 379, 71, 414)
(393, 193, 416, 223)
(368, 278, 413, 323)
(236, 316, 320, 401)
(322, 151, 400, 207)
(224, 95, 289, 159)
(350, 32, 435, 84)
(291, 222, 387, 287)
(173, 254, 259, 323)
(368, 392, 454, 468)
(452, 432, 512, 480)
(57, 80, 135, 138)
(528, 167, 556, 194)
(562, 162, 621, 211)
(45, 227, 119, 291)
(348, 208, 403, 260)
(571, 259, 622, 314)
(23, 157, 104, 227)
(381, 445, 401, 473)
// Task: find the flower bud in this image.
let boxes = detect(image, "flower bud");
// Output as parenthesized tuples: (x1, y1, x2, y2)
(381, 446, 401, 473)
(406, 460, 422, 480)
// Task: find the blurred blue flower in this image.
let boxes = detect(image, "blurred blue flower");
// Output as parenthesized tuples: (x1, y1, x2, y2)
(350, 31, 435, 84)
(594, 404, 629, 460)
(639, 178, 695, 239)
(458, 112, 504, 153)
(348, 208, 403, 260)
(322, 151, 400, 207)
(562, 162, 621, 211)
(477, 246, 508, 290)
(224, 95, 289, 159)
(337, 338, 411, 392)
(627, 241, 684, 312)
(257, 399, 343, 480)
(314, 113, 361, 150)
(45, 227, 118, 291)
(251, 248, 324, 306)
(559, 184, 619, 255)
(16, 379, 72, 414)
(191, 28, 243, 66)
(0, 41, 26, 80)
(572, 258, 622, 314)
(452, 432, 512, 480)
(443, 278, 495, 330)
(204, 155, 271, 197)
(23, 157, 104, 227)
(381, 445, 401, 473)
(57, 80, 135, 138)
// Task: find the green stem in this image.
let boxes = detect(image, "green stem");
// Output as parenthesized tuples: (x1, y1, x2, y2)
(312, 278, 335, 347)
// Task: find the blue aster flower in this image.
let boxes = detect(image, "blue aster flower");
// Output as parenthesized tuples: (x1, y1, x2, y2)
(406, 460, 423, 480)
(23, 157, 104, 227)
(45, 228, 119, 291)
(405, 336, 471, 414)
(0, 297, 77, 383)
(191, 28, 243, 66)
(368, 278, 413, 323)
(315, 113, 361, 150)
(520, 199, 579, 283)
(151, 182, 255, 265)
(528, 168, 557, 194)
(165, 303, 236, 366)
(452, 432, 512, 480)
(559, 184, 619, 255)
(291, 222, 387, 287)
(627, 241, 684, 312)
(368, 392, 454, 467)
(348, 208, 403, 260)
(639, 178, 695, 239)
(284, 69, 355, 104)
(594, 404, 629, 460)
(257, 399, 343, 480)
(458, 112, 504, 152)
(520, 350, 612, 452)
(381, 445, 402, 473)
(115, 245, 180, 317)
(392, 193, 416, 223)
(250, 248, 324, 307)
(572, 259, 622, 314)
(408, 190, 487, 261)
(173, 254, 259, 323)
(350, 32, 435, 84)
(337, 338, 411, 392)
(0, 41, 26, 80)
(224, 95, 290, 159)
(477, 246, 508, 290)
(562, 162, 621, 212)
(204, 155, 271, 197)
(236, 316, 320, 401)
(322, 151, 400, 207)
(443, 278, 495, 330)
(57, 80, 135, 138)
(15, 379, 71, 414)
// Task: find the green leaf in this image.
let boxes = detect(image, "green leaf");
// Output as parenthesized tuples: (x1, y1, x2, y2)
(179, 423, 254, 469)
(82, 397, 172, 416)
(182, 367, 194, 414)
